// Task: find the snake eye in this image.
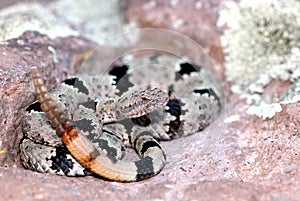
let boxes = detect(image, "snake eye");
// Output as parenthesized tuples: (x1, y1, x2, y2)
(140, 93, 150, 101)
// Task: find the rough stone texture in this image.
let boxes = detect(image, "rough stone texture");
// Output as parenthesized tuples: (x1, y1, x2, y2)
(0, 31, 97, 167)
(1, 98, 299, 200)
(120, 0, 225, 75)
(0, 0, 299, 201)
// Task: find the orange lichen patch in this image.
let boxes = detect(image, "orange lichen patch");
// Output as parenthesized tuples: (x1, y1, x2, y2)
(83, 51, 90, 61)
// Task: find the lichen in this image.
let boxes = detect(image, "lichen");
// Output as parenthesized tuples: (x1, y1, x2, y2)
(0, 3, 78, 41)
(218, 0, 300, 119)
(246, 102, 282, 120)
(49, 0, 138, 46)
(0, 0, 138, 46)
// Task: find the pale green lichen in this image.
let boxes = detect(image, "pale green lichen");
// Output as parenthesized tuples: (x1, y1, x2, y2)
(49, 0, 139, 46)
(246, 102, 282, 119)
(218, 0, 300, 119)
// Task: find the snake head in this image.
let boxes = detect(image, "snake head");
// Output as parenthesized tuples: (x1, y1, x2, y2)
(117, 87, 169, 118)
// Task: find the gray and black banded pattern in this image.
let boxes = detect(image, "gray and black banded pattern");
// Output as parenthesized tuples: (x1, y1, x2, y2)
(20, 55, 222, 181)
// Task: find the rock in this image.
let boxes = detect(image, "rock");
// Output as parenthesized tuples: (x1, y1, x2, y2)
(0, 0, 299, 200)
(120, 0, 225, 74)
(0, 31, 96, 167)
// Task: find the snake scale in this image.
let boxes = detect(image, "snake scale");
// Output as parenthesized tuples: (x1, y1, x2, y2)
(20, 55, 221, 182)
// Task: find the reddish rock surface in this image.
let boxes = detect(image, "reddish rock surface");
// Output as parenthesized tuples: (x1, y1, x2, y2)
(0, 31, 96, 167)
(0, 1, 299, 201)
(121, 0, 225, 75)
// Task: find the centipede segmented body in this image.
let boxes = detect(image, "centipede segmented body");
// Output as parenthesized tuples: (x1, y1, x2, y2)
(21, 55, 221, 182)
(27, 67, 167, 182)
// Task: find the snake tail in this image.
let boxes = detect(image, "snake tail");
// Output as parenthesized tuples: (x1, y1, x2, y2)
(30, 67, 166, 182)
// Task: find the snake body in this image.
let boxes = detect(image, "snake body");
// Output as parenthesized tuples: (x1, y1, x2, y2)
(20, 55, 221, 182)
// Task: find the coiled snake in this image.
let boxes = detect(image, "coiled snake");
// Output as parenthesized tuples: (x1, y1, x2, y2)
(20, 55, 221, 182)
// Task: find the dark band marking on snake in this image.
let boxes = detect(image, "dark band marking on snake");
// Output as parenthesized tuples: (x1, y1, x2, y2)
(20, 55, 221, 182)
